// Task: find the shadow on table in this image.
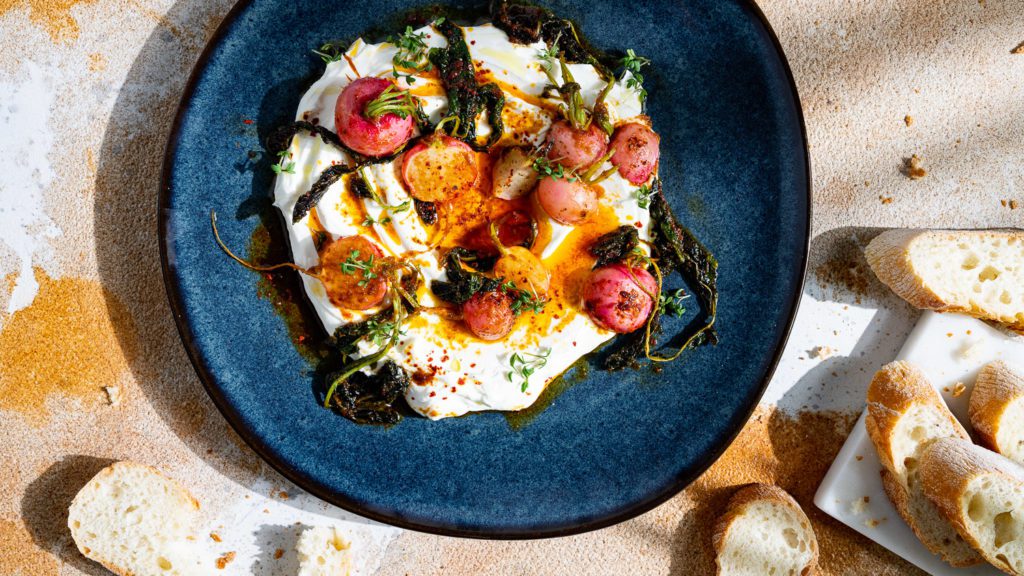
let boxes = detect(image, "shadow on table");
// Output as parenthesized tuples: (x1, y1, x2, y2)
(90, 0, 298, 507)
(20, 455, 118, 576)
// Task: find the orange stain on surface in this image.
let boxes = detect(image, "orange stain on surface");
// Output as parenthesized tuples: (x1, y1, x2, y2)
(0, 0, 100, 42)
(0, 519, 59, 575)
(0, 269, 137, 423)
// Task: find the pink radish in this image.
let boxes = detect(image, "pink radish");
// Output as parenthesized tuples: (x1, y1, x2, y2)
(462, 291, 515, 340)
(545, 120, 609, 170)
(335, 77, 416, 157)
(536, 176, 598, 225)
(582, 263, 657, 333)
(610, 123, 660, 185)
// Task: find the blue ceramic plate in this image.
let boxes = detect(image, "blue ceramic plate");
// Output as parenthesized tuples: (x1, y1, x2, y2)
(160, 0, 809, 538)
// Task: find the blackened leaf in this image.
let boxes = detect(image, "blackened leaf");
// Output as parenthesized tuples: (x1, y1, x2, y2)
(589, 225, 639, 268)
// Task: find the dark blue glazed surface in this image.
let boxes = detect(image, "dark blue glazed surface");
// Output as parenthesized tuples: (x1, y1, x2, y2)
(160, 0, 809, 537)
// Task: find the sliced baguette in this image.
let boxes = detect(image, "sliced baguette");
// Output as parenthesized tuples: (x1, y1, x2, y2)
(920, 437, 1024, 575)
(712, 483, 819, 576)
(864, 361, 984, 566)
(864, 229, 1024, 333)
(68, 461, 208, 576)
(971, 361, 1024, 466)
(297, 526, 352, 576)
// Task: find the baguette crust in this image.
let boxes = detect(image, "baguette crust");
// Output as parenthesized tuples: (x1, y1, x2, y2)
(865, 362, 970, 473)
(970, 361, 1024, 462)
(920, 438, 1024, 575)
(864, 361, 981, 566)
(865, 229, 1024, 333)
(713, 483, 819, 576)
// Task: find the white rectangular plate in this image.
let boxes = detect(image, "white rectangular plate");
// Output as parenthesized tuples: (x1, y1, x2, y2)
(815, 311, 1024, 575)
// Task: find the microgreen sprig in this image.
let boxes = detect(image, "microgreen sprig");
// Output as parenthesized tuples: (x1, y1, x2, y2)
(312, 42, 344, 63)
(659, 288, 690, 318)
(340, 249, 379, 287)
(620, 49, 651, 102)
(362, 214, 392, 227)
(271, 150, 296, 175)
(365, 317, 405, 347)
(531, 156, 577, 182)
(388, 23, 441, 84)
(502, 281, 547, 315)
(507, 349, 551, 392)
(357, 168, 412, 214)
(636, 184, 654, 209)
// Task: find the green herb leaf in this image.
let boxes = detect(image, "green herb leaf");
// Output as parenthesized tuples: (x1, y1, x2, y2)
(531, 156, 576, 181)
(658, 288, 689, 318)
(636, 184, 654, 209)
(270, 149, 296, 175)
(312, 42, 344, 63)
(507, 349, 551, 392)
(620, 49, 651, 102)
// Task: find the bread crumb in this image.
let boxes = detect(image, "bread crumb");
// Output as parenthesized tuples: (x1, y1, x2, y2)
(103, 386, 121, 406)
(879, 195, 893, 205)
(1012, 41, 1024, 54)
(811, 345, 835, 359)
(210, 532, 222, 543)
(959, 338, 984, 360)
(850, 496, 870, 515)
(216, 551, 236, 569)
(904, 115, 913, 126)
(952, 382, 967, 398)
(855, 455, 864, 461)
(1011, 199, 1020, 210)
(274, 548, 284, 559)
(278, 490, 289, 500)
(903, 155, 927, 179)
(864, 517, 887, 528)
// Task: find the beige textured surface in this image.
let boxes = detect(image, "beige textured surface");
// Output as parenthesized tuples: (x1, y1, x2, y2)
(0, 0, 1021, 574)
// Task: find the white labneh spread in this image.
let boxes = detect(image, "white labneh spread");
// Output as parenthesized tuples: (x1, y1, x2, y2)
(273, 23, 651, 419)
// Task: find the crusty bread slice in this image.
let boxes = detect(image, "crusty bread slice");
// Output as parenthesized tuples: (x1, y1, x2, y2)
(68, 461, 208, 575)
(971, 361, 1024, 466)
(712, 483, 819, 576)
(921, 437, 1024, 575)
(864, 361, 984, 566)
(864, 229, 1024, 333)
(297, 525, 352, 576)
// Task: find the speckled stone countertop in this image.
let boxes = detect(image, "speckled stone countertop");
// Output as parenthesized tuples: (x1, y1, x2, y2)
(0, 1, 1021, 574)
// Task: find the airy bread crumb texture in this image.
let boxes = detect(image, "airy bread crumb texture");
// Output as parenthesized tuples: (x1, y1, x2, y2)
(714, 484, 818, 576)
(67, 461, 208, 576)
(970, 361, 1024, 466)
(297, 526, 353, 576)
(921, 438, 1024, 575)
(865, 230, 1024, 332)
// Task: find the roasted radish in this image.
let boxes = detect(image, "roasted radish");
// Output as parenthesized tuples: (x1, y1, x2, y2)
(401, 135, 479, 202)
(610, 123, 660, 185)
(462, 290, 515, 340)
(536, 176, 598, 225)
(545, 120, 609, 170)
(335, 77, 416, 158)
(317, 235, 389, 310)
(489, 221, 550, 296)
(491, 146, 539, 200)
(462, 210, 537, 255)
(582, 263, 657, 333)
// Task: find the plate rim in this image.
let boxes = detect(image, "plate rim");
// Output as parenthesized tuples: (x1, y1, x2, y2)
(157, 0, 812, 539)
